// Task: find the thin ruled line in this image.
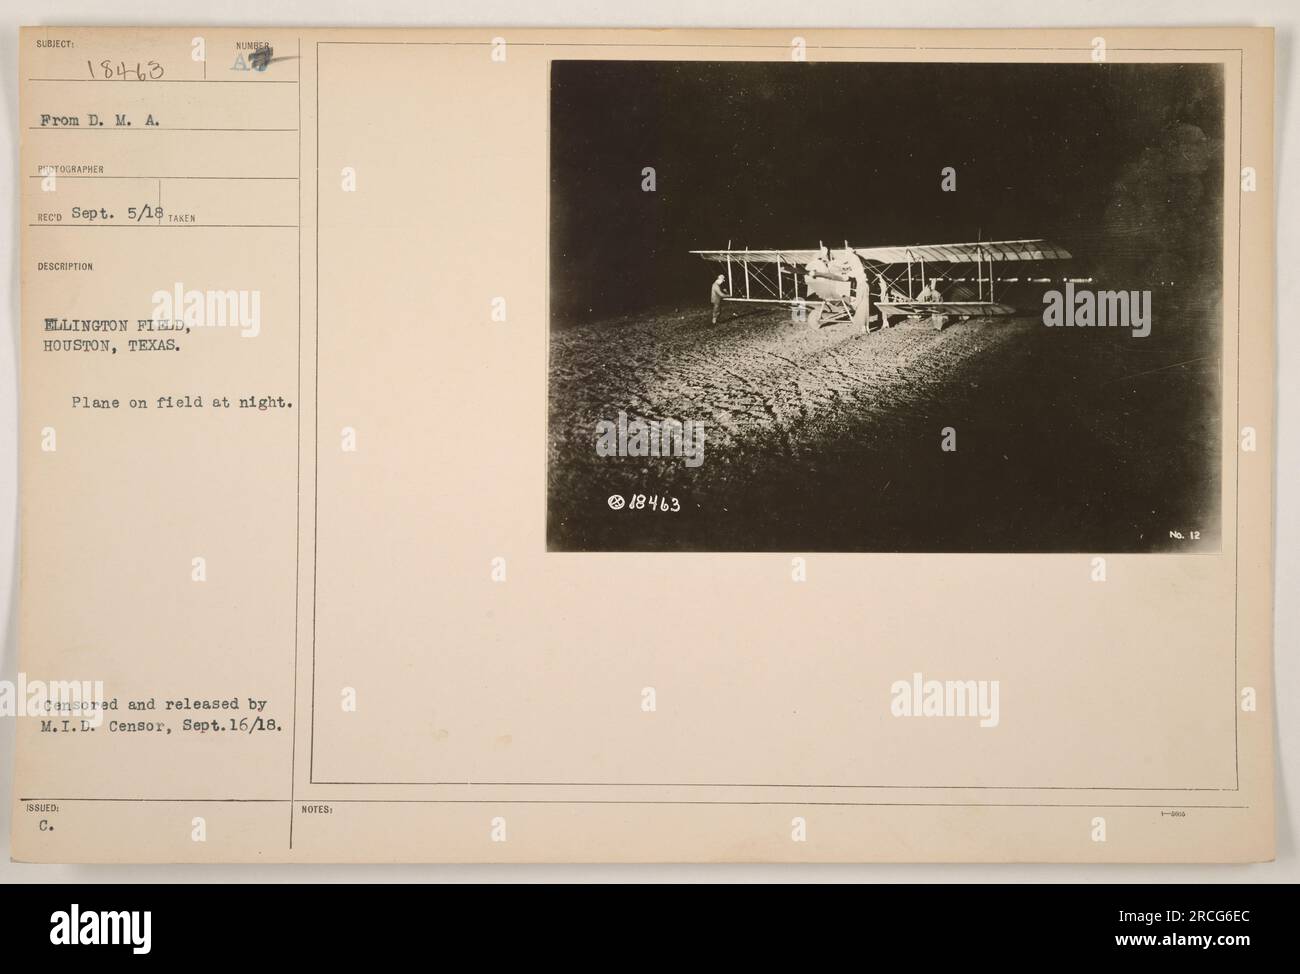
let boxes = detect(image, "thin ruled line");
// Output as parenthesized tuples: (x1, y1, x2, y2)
(309, 781, 1242, 791)
(292, 800, 1254, 809)
(21, 798, 285, 803)
(290, 32, 303, 852)
(313, 41, 1240, 52)
(26, 174, 299, 180)
(1233, 48, 1244, 790)
(309, 39, 320, 783)
(28, 126, 298, 132)
(17, 797, 1251, 809)
(26, 77, 298, 83)
(28, 223, 299, 228)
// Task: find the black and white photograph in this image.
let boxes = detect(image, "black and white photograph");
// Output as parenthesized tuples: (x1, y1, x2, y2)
(547, 60, 1225, 552)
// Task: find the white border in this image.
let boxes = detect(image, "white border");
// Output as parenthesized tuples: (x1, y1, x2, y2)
(0, 0, 1293, 883)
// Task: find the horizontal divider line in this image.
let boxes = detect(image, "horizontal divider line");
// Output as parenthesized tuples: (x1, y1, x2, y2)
(28, 223, 300, 228)
(29, 127, 299, 132)
(28, 174, 298, 180)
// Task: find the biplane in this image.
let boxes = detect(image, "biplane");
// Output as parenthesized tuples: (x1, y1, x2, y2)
(691, 238, 1071, 331)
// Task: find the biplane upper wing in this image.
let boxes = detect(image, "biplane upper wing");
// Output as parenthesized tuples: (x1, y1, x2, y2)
(690, 248, 822, 265)
(854, 238, 1071, 264)
(690, 240, 1070, 265)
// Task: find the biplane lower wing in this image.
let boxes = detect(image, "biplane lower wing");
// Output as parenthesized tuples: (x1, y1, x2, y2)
(878, 300, 1017, 331)
(878, 301, 1016, 317)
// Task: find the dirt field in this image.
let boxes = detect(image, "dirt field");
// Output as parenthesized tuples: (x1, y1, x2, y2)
(547, 301, 1221, 552)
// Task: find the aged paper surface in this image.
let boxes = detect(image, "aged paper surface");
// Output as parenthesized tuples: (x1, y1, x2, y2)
(14, 26, 1274, 862)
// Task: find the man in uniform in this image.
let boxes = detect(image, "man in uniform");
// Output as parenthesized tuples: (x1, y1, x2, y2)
(710, 274, 728, 324)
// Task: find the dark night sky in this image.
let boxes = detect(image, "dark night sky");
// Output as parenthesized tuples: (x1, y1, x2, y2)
(550, 61, 1223, 320)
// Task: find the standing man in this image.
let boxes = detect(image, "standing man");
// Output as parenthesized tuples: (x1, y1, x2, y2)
(710, 274, 728, 324)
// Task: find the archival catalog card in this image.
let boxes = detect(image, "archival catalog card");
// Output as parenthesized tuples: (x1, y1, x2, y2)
(14, 26, 1275, 863)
